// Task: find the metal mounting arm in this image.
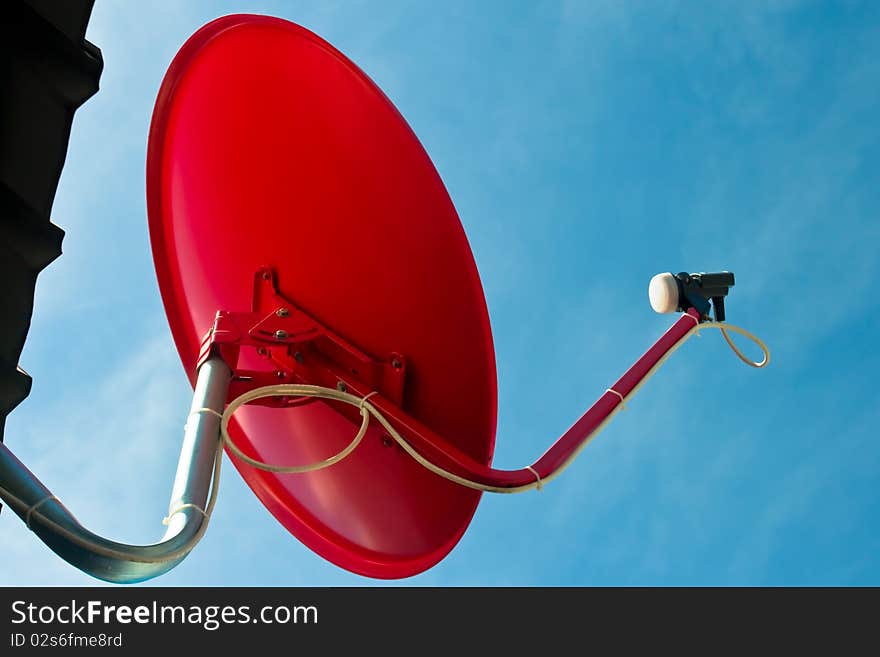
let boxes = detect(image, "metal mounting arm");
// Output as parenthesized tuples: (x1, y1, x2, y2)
(0, 357, 230, 584)
(329, 309, 705, 490)
(201, 268, 710, 493)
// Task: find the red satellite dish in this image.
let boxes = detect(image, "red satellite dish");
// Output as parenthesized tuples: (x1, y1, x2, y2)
(0, 9, 766, 586)
(147, 14, 497, 577)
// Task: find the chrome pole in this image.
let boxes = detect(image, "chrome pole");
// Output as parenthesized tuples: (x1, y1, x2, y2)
(0, 357, 230, 583)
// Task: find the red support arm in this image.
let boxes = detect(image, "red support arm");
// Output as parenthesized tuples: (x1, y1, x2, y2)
(203, 270, 702, 491)
(361, 308, 701, 489)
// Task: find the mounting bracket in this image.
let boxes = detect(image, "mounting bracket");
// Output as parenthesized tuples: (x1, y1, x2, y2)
(198, 268, 407, 408)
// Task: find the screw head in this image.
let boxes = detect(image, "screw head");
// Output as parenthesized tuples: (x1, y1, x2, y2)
(391, 358, 402, 370)
(276, 308, 290, 317)
(275, 370, 286, 379)
(274, 329, 288, 340)
(336, 381, 348, 393)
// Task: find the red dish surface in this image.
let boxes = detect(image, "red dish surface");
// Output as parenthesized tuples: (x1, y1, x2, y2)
(147, 15, 497, 577)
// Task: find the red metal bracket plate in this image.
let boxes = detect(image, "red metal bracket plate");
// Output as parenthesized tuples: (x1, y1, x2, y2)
(199, 268, 407, 407)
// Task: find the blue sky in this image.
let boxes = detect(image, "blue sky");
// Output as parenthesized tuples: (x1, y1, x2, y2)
(2, 0, 878, 585)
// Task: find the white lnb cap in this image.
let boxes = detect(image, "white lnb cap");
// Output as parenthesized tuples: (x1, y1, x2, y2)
(648, 272, 680, 314)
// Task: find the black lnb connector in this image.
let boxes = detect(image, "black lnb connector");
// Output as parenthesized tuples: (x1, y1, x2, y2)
(675, 271, 734, 322)
(648, 271, 735, 322)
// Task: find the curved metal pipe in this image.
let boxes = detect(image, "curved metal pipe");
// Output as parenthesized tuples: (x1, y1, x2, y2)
(0, 357, 230, 583)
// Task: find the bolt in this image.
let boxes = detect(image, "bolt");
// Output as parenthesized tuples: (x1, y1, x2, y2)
(276, 308, 290, 317)
(275, 329, 288, 340)
(336, 381, 348, 393)
(257, 347, 268, 357)
(261, 271, 271, 280)
(275, 370, 286, 379)
(391, 358, 402, 370)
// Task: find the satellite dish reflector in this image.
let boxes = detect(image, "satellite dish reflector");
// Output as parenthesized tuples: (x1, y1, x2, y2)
(147, 14, 497, 577)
